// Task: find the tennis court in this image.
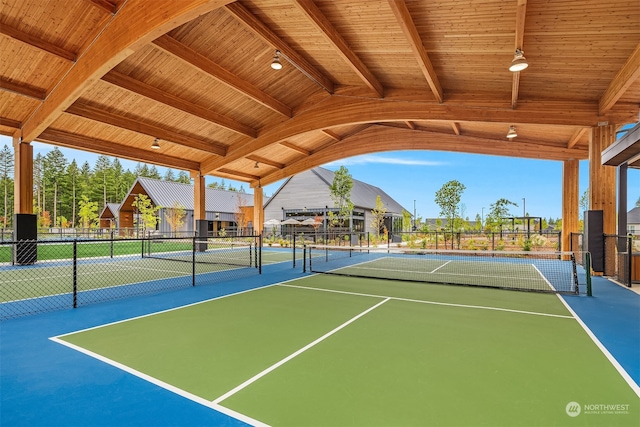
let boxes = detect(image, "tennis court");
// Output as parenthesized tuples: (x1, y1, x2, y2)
(51, 273, 639, 426)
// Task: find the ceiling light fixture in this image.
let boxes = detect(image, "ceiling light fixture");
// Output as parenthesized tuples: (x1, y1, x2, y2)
(506, 125, 518, 139)
(509, 48, 528, 72)
(151, 138, 160, 149)
(271, 50, 282, 70)
(254, 161, 259, 168)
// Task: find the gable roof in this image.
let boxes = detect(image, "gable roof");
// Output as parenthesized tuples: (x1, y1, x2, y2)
(266, 167, 406, 214)
(628, 207, 640, 224)
(132, 177, 253, 213)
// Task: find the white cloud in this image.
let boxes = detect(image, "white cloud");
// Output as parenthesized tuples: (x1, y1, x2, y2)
(325, 154, 446, 167)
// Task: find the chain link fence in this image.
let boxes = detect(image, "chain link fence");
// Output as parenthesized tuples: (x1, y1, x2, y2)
(1, 235, 261, 320)
(603, 234, 634, 287)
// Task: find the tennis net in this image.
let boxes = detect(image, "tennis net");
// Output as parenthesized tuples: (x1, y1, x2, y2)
(143, 237, 257, 268)
(305, 245, 579, 294)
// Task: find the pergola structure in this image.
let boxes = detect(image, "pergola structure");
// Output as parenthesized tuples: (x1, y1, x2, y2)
(1, 0, 639, 250)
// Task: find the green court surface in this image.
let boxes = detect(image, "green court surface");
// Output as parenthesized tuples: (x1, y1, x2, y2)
(55, 276, 639, 426)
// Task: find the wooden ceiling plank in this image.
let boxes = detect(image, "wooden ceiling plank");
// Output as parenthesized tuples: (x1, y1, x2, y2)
(0, 23, 76, 62)
(450, 122, 461, 135)
(246, 155, 284, 169)
(0, 79, 46, 100)
(599, 43, 640, 114)
(567, 128, 588, 149)
(20, 0, 231, 143)
(38, 128, 199, 171)
(152, 35, 292, 117)
(102, 71, 257, 138)
(65, 103, 226, 156)
(279, 141, 310, 156)
(258, 126, 589, 187)
(511, 0, 527, 109)
(387, 0, 443, 103)
(293, 0, 384, 97)
(87, 0, 117, 14)
(224, 2, 334, 94)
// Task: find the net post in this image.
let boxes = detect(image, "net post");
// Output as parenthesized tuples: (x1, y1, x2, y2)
(293, 232, 296, 269)
(303, 245, 307, 273)
(110, 230, 114, 258)
(191, 236, 196, 286)
(72, 239, 78, 308)
(258, 234, 262, 274)
(626, 236, 632, 287)
(585, 252, 592, 296)
(570, 252, 579, 294)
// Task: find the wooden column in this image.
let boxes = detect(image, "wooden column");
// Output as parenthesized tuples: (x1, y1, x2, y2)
(192, 171, 205, 221)
(589, 125, 617, 235)
(561, 159, 579, 253)
(12, 131, 34, 214)
(253, 187, 264, 235)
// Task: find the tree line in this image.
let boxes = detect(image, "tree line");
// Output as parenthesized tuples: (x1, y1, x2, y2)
(0, 145, 244, 229)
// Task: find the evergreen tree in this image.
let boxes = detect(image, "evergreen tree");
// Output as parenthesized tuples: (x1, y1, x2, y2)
(42, 148, 67, 226)
(148, 165, 161, 180)
(0, 145, 14, 227)
(78, 161, 92, 199)
(66, 160, 79, 227)
(177, 171, 191, 184)
(33, 153, 44, 215)
(92, 155, 113, 210)
(163, 169, 176, 182)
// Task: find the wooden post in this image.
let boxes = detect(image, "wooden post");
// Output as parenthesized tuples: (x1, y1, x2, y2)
(12, 131, 34, 214)
(561, 159, 579, 253)
(191, 171, 205, 224)
(589, 125, 617, 235)
(253, 186, 264, 235)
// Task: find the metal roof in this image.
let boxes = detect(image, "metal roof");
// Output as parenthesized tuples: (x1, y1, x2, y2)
(133, 177, 253, 213)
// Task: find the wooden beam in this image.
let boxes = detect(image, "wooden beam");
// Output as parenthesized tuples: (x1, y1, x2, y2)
(321, 129, 341, 142)
(0, 23, 76, 62)
(258, 126, 589, 186)
(511, 0, 527, 109)
(387, 0, 443, 103)
(65, 103, 226, 156)
(0, 117, 22, 129)
(599, 43, 640, 114)
(199, 96, 636, 175)
(0, 79, 46, 100)
(217, 168, 260, 181)
(246, 155, 285, 169)
(405, 121, 416, 130)
(293, 0, 384, 97)
(279, 141, 310, 156)
(450, 122, 461, 135)
(102, 71, 257, 138)
(152, 35, 292, 117)
(224, 2, 334, 94)
(21, 0, 231, 143)
(87, 0, 117, 14)
(567, 128, 588, 149)
(38, 128, 200, 171)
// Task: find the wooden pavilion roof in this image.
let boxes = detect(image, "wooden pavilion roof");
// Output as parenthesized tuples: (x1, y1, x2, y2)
(1, 0, 639, 188)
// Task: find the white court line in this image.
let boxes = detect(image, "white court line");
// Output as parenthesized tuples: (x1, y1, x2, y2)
(429, 260, 451, 273)
(554, 295, 640, 398)
(49, 337, 270, 427)
(278, 283, 574, 319)
(211, 298, 390, 405)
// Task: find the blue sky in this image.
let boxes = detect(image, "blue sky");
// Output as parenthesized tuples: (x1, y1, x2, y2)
(1, 134, 638, 220)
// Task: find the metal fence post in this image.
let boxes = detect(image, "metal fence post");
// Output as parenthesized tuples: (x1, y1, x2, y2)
(73, 239, 78, 308)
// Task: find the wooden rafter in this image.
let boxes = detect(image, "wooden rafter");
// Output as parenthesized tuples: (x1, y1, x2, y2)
(217, 168, 259, 181)
(321, 129, 341, 141)
(599, 43, 640, 114)
(38, 128, 199, 171)
(87, 0, 117, 14)
(405, 121, 416, 130)
(0, 117, 22, 130)
(293, 0, 384, 97)
(0, 79, 46, 100)
(102, 70, 257, 138)
(152, 35, 292, 117)
(256, 125, 589, 186)
(224, 2, 334, 94)
(451, 122, 461, 135)
(279, 141, 310, 156)
(65, 103, 226, 156)
(387, 0, 443, 103)
(567, 128, 588, 149)
(0, 23, 76, 62)
(246, 155, 285, 169)
(511, 0, 527, 109)
(21, 0, 231, 143)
